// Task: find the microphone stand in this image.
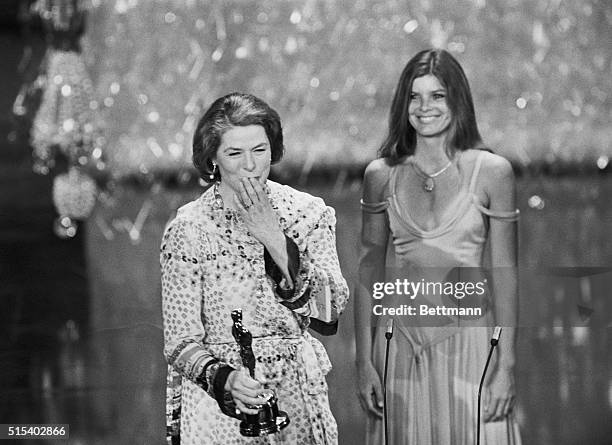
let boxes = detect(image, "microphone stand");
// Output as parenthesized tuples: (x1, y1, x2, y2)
(383, 319, 393, 445)
(476, 327, 502, 445)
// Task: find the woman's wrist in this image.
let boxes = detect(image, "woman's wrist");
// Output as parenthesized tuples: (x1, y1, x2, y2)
(224, 369, 237, 392)
(259, 226, 284, 252)
(213, 364, 235, 398)
(213, 365, 239, 419)
(497, 358, 516, 370)
(264, 232, 298, 290)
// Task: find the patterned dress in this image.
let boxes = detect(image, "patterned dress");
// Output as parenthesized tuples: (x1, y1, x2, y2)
(161, 181, 349, 445)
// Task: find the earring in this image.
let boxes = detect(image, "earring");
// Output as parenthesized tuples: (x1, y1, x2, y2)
(209, 162, 217, 180)
(212, 181, 223, 210)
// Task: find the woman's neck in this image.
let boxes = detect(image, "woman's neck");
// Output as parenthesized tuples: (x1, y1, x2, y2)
(413, 134, 453, 169)
(216, 181, 238, 210)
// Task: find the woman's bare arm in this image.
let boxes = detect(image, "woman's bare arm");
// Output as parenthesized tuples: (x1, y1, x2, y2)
(481, 152, 519, 421)
(355, 158, 390, 417)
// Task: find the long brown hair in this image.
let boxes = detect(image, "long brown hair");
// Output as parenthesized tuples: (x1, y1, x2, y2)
(379, 49, 483, 163)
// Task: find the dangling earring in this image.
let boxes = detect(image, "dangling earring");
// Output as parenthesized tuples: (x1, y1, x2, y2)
(209, 162, 217, 180)
(212, 181, 223, 211)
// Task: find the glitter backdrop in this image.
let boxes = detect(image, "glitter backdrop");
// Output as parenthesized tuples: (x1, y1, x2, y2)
(82, 0, 611, 178)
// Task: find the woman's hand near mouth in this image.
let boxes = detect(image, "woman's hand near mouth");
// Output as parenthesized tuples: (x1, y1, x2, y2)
(234, 178, 292, 284)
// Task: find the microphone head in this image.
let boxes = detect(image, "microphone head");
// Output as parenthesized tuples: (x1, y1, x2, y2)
(492, 326, 502, 341)
(385, 318, 394, 339)
(386, 318, 394, 333)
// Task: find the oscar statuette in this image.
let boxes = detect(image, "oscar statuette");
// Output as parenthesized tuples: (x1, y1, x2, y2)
(230, 309, 290, 437)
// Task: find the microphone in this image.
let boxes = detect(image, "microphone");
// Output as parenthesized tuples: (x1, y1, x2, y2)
(385, 318, 394, 340)
(491, 326, 502, 346)
(383, 318, 394, 445)
(477, 326, 503, 445)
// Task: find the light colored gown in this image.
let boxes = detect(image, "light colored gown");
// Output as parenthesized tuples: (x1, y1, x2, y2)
(362, 150, 522, 445)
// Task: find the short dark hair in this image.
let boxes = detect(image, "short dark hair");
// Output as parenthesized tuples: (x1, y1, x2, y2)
(379, 49, 483, 163)
(192, 92, 285, 182)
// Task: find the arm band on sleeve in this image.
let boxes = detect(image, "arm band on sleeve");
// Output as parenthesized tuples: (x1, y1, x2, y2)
(279, 287, 312, 310)
(360, 199, 389, 213)
(195, 358, 220, 391)
(475, 204, 520, 221)
(309, 318, 339, 336)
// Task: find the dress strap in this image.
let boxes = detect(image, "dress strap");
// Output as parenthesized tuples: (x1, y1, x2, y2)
(360, 160, 397, 213)
(471, 196, 520, 221)
(360, 199, 389, 213)
(468, 150, 485, 193)
(387, 161, 402, 195)
(468, 151, 520, 221)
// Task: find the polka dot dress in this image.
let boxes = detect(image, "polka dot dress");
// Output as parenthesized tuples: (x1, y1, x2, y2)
(161, 181, 349, 445)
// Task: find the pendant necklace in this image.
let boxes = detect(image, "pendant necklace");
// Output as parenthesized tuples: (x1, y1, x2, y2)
(410, 158, 453, 192)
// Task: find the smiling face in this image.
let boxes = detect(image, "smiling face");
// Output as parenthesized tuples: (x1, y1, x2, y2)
(215, 124, 271, 195)
(408, 74, 452, 138)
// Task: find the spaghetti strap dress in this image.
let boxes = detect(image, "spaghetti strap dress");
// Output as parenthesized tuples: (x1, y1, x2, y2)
(361, 150, 522, 445)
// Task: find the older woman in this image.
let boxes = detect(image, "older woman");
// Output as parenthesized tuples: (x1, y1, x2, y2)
(161, 93, 349, 445)
(355, 49, 522, 444)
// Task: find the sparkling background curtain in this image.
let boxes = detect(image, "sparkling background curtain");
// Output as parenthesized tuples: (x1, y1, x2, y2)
(82, 0, 612, 179)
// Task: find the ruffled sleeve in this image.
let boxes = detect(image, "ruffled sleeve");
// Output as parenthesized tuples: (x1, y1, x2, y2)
(281, 206, 349, 329)
(266, 184, 349, 335)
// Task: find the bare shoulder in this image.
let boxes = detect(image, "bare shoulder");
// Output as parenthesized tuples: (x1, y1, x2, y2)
(478, 151, 514, 187)
(475, 151, 516, 207)
(362, 158, 392, 202)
